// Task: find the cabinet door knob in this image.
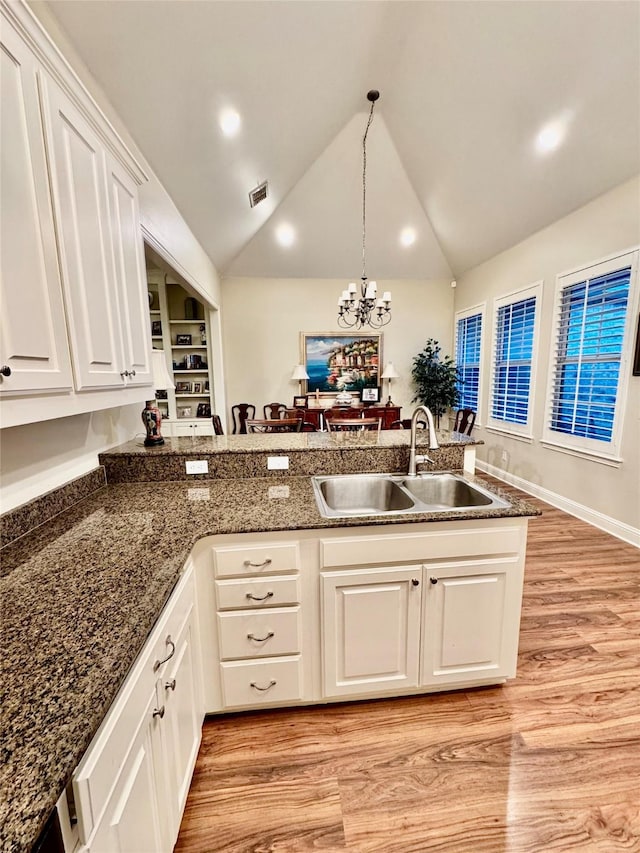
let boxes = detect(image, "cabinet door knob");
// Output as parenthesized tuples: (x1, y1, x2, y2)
(0, 365, 11, 377)
(153, 705, 165, 719)
(165, 678, 176, 691)
(411, 578, 420, 586)
(430, 577, 438, 584)
(250, 680, 276, 692)
(129, 368, 136, 377)
(247, 631, 274, 642)
(120, 370, 129, 378)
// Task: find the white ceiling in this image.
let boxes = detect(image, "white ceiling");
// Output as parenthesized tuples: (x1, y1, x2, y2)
(42, 0, 640, 280)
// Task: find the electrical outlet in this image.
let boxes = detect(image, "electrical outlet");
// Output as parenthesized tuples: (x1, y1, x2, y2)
(185, 459, 209, 475)
(187, 487, 210, 501)
(268, 485, 290, 499)
(267, 456, 289, 470)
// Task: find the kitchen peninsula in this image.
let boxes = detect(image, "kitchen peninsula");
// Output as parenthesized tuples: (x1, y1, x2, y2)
(1, 429, 539, 853)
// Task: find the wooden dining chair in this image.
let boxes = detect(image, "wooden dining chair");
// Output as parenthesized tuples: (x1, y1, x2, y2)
(325, 417, 381, 432)
(392, 419, 427, 430)
(263, 402, 288, 419)
(453, 408, 476, 436)
(231, 403, 256, 434)
(285, 408, 316, 431)
(246, 418, 302, 433)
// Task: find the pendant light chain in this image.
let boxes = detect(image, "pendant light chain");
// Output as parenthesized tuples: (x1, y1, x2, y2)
(337, 89, 392, 330)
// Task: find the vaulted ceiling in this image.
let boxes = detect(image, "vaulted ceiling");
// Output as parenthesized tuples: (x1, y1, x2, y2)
(42, 0, 640, 280)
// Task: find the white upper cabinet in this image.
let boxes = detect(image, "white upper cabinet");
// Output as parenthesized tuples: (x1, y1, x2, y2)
(106, 158, 152, 387)
(0, 1, 151, 425)
(0, 24, 73, 394)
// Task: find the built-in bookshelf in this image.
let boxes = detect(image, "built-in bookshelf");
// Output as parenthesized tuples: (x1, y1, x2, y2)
(147, 272, 215, 435)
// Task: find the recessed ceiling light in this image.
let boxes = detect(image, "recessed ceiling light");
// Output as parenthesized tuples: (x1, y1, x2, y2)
(400, 227, 416, 247)
(276, 223, 296, 248)
(535, 120, 566, 154)
(219, 108, 241, 138)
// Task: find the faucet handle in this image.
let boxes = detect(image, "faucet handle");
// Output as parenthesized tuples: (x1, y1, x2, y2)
(415, 454, 434, 467)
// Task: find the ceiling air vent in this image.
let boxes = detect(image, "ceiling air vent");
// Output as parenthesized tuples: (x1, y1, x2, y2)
(248, 180, 268, 208)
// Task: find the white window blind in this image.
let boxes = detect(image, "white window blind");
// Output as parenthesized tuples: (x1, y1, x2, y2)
(549, 266, 630, 442)
(455, 312, 482, 411)
(491, 296, 536, 425)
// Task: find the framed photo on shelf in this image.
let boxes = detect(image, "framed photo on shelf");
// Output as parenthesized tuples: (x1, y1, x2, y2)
(192, 382, 202, 394)
(175, 381, 192, 393)
(151, 320, 162, 336)
(293, 395, 307, 408)
(362, 386, 380, 403)
(196, 402, 211, 418)
(300, 332, 381, 395)
(178, 406, 192, 419)
(155, 390, 168, 400)
(176, 333, 192, 346)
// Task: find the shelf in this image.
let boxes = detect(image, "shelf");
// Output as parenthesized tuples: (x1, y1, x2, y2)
(149, 309, 161, 315)
(171, 345, 207, 350)
(151, 336, 163, 340)
(170, 319, 205, 324)
(172, 369, 208, 374)
(175, 393, 209, 398)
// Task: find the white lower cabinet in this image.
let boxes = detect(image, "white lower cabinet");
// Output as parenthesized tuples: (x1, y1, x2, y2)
(421, 558, 523, 686)
(321, 567, 421, 697)
(73, 563, 203, 853)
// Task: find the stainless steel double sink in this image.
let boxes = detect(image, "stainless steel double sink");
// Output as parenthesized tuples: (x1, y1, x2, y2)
(311, 472, 510, 518)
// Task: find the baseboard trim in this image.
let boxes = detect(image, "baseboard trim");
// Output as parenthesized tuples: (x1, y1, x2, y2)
(476, 460, 640, 548)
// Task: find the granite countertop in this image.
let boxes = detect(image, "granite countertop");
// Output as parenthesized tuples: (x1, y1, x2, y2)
(0, 468, 537, 853)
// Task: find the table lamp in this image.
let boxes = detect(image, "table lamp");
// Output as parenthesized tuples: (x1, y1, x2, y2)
(291, 364, 309, 397)
(381, 362, 399, 406)
(142, 350, 175, 447)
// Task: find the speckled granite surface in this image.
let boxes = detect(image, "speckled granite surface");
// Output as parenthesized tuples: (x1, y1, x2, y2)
(0, 467, 106, 548)
(1, 447, 536, 853)
(99, 430, 477, 482)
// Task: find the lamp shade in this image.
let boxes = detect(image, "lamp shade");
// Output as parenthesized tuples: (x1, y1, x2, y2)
(291, 364, 309, 381)
(151, 349, 175, 391)
(381, 362, 399, 380)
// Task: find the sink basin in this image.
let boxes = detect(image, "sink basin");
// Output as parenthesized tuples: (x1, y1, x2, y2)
(312, 472, 510, 518)
(401, 473, 494, 509)
(316, 475, 415, 516)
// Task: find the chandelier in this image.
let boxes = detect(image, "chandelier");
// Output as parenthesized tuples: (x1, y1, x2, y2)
(338, 89, 391, 329)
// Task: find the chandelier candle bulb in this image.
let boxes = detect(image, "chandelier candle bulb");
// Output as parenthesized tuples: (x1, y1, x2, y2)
(382, 292, 391, 302)
(348, 282, 358, 294)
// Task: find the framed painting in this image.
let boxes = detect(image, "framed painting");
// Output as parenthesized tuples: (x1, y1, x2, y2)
(300, 332, 382, 394)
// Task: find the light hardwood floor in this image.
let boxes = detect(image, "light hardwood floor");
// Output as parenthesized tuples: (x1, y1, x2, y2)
(175, 480, 640, 852)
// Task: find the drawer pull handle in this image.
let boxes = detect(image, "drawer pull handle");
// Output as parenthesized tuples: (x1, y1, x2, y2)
(250, 680, 277, 692)
(153, 635, 176, 671)
(153, 705, 165, 719)
(243, 558, 272, 568)
(247, 631, 274, 642)
(246, 591, 274, 601)
(165, 678, 176, 691)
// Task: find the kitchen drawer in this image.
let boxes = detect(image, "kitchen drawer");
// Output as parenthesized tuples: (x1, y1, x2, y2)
(212, 541, 299, 578)
(220, 656, 303, 708)
(215, 575, 300, 610)
(217, 606, 301, 660)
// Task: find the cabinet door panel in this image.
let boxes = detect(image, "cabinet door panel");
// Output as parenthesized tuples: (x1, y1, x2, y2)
(89, 687, 169, 853)
(161, 609, 203, 843)
(41, 74, 124, 390)
(322, 567, 420, 697)
(107, 159, 151, 385)
(0, 27, 72, 394)
(422, 558, 522, 686)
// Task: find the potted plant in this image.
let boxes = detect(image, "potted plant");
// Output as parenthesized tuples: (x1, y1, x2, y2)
(411, 339, 460, 426)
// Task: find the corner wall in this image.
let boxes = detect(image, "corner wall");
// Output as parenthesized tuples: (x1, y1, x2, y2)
(455, 176, 640, 541)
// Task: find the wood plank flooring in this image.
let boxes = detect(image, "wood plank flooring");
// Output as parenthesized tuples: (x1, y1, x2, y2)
(175, 481, 640, 852)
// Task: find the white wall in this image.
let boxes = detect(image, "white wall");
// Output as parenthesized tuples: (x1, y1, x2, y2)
(455, 176, 640, 541)
(221, 277, 454, 423)
(0, 3, 223, 512)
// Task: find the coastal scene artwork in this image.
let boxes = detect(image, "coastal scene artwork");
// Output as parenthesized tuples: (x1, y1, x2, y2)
(301, 333, 381, 393)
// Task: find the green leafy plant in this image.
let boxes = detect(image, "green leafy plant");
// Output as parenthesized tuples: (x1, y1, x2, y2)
(411, 339, 460, 423)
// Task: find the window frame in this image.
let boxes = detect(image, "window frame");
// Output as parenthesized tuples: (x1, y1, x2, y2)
(454, 303, 485, 424)
(542, 249, 638, 462)
(487, 281, 542, 440)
